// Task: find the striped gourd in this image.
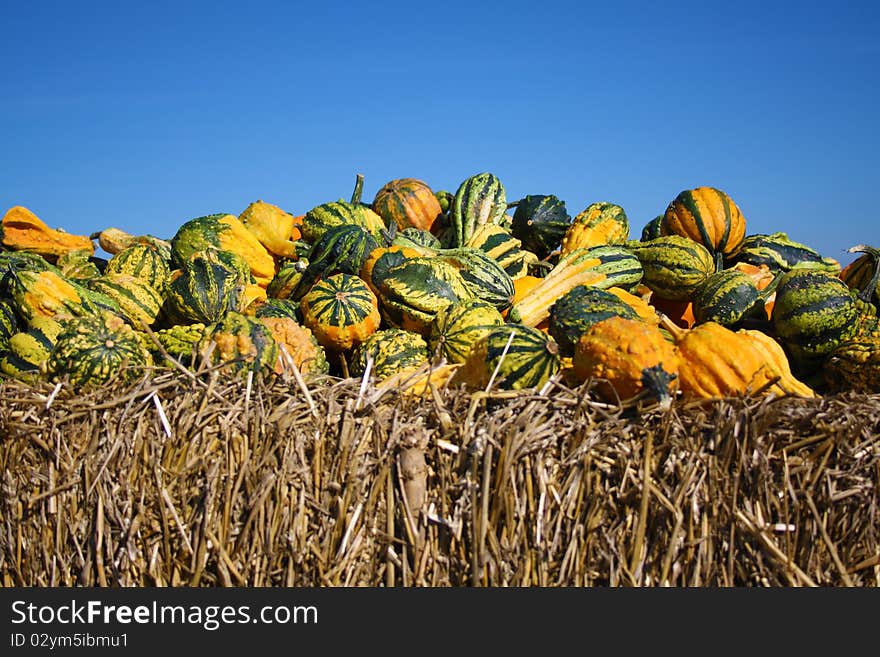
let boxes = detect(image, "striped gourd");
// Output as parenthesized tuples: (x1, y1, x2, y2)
(266, 260, 308, 299)
(374, 256, 470, 335)
(199, 311, 279, 376)
(57, 248, 103, 281)
(692, 269, 764, 327)
(840, 244, 880, 307)
(254, 298, 302, 322)
(259, 316, 329, 376)
(465, 223, 538, 280)
(454, 323, 561, 391)
(641, 215, 663, 242)
(301, 175, 387, 245)
(436, 247, 515, 313)
(104, 243, 172, 291)
(300, 273, 381, 352)
(170, 213, 276, 287)
(823, 335, 880, 393)
(394, 227, 443, 251)
(771, 269, 862, 364)
(372, 178, 443, 233)
(578, 245, 644, 291)
(661, 186, 747, 260)
(349, 328, 429, 380)
(0, 316, 64, 382)
(291, 224, 379, 301)
(4, 268, 85, 322)
(548, 285, 640, 356)
(163, 249, 251, 326)
(731, 232, 840, 275)
(450, 172, 507, 248)
(47, 313, 153, 388)
(561, 202, 629, 255)
(510, 194, 572, 260)
(428, 298, 506, 364)
(628, 235, 716, 301)
(87, 274, 164, 328)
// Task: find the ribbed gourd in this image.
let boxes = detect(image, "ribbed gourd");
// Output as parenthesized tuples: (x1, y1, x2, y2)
(660, 186, 747, 262)
(163, 249, 252, 325)
(170, 213, 276, 287)
(464, 223, 539, 280)
(86, 274, 165, 328)
(691, 269, 767, 327)
(238, 200, 301, 259)
(731, 232, 840, 275)
(300, 174, 387, 245)
(198, 311, 279, 376)
(628, 235, 716, 301)
(349, 328, 429, 380)
(427, 298, 506, 364)
(561, 202, 629, 255)
(372, 178, 443, 234)
(510, 194, 572, 260)
(571, 315, 679, 407)
(449, 172, 508, 248)
(300, 273, 381, 352)
(47, 313, 153, 388)
(454, 323, 561, 391)
(290, 224, 379, 301)
(549, 285, 640, 356)
(104, 242, 172, 291)
(771, 268, 863, 366)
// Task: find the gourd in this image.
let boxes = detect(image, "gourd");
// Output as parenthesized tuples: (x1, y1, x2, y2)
(571, 315, 679, 407)
(628, 235, 716, 301)
(238, 200, 301, 259)
(372, 178, 443, 233)
(548, 285, 640, 356)
(103, 242, 172, 292)
(661, 318, 814, 398)
(823, 334, 880, 393)
(86, 274, 165, 328)
(152, 323, 207, 362)
(509, 194, 572, 260)
(299, 273, 381, 352)
(170, 213, 276, 287)
(840, 244, 880, 307)
(560, 201, 629, 254)
(162, 249, 252, 326)
(464, 223, 538, 280)
(290, 224, 379, 301)
(0, 317, 64, 382)
(57, 249, 104, 281)
(449, 172, 508, 248)
(259, 316, 329, 376)
(640, 215, 663, 242)
(691, 269, 776, 327)
(427, 298, 505, 364)
(660, 186, 747, 262)
(731, 232, 840, 275)
(1, 205, 94, 261)
(266, 260, 308, 299)
(300, 174, 387, 244)
(349, 328, 429, 380)
(453, 323, 561, 391)
(198, 311, 279, 376)
(93, 227, 172, 259)
(47, 313, 153, 388)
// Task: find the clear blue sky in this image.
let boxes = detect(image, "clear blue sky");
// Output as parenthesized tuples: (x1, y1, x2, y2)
(2, 1, 878, 265)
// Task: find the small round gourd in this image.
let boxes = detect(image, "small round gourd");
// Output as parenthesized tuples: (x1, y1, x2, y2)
(427, 298, 505, 364)
(372, 178, 443, 233)
(548, 285, 640, 356)
(660, 186, 747, 260)
(349, 328, 429, 380)
(300, 273, 381, 352)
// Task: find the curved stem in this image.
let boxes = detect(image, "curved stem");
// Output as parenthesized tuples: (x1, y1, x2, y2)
(847, 244, 880, 303)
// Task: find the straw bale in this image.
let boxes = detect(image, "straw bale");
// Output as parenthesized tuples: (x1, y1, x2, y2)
(1, 367, 878, 587)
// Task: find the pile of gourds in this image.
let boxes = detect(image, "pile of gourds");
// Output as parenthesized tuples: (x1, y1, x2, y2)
(1, 172, 878, 406)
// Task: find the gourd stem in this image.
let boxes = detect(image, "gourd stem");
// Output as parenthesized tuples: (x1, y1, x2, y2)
(847, 244, 880, 303)
(351, 174, 365, 205)
(758, 271, 784, 301)
(658, 313, 686, 341)
(713, 251, 724, 273)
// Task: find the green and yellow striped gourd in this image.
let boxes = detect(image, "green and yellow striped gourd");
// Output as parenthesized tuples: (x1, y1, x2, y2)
(0, 316, 64, 382)
(349, 328, 429, 380)
(300, 273, 381, 352)
(291, 224, 379, 301)
(449, 172, 508, 248)
(87, 274, 165, 328)
(548, 285, 640, 356)
(453, 323, 561, 391)
(427, 298, 506, 364)
(561, 202, 629, 255)
(163, 249, 252, 326)
(464, 223, 539, 280)
(104, 242, 172, 292)
(691, 269, 768, 327)
(300, 174, 387, 245)
(47, 313, 153, 388)
(731, 232, 840, 275)
(57, 248, 103, 281)
(628, 235, 716, 301)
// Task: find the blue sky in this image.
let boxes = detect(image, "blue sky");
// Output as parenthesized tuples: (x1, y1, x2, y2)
(2, 1, 878, 265)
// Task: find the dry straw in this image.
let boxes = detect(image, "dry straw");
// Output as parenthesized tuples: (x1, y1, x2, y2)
(0, 365, 878, 587)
